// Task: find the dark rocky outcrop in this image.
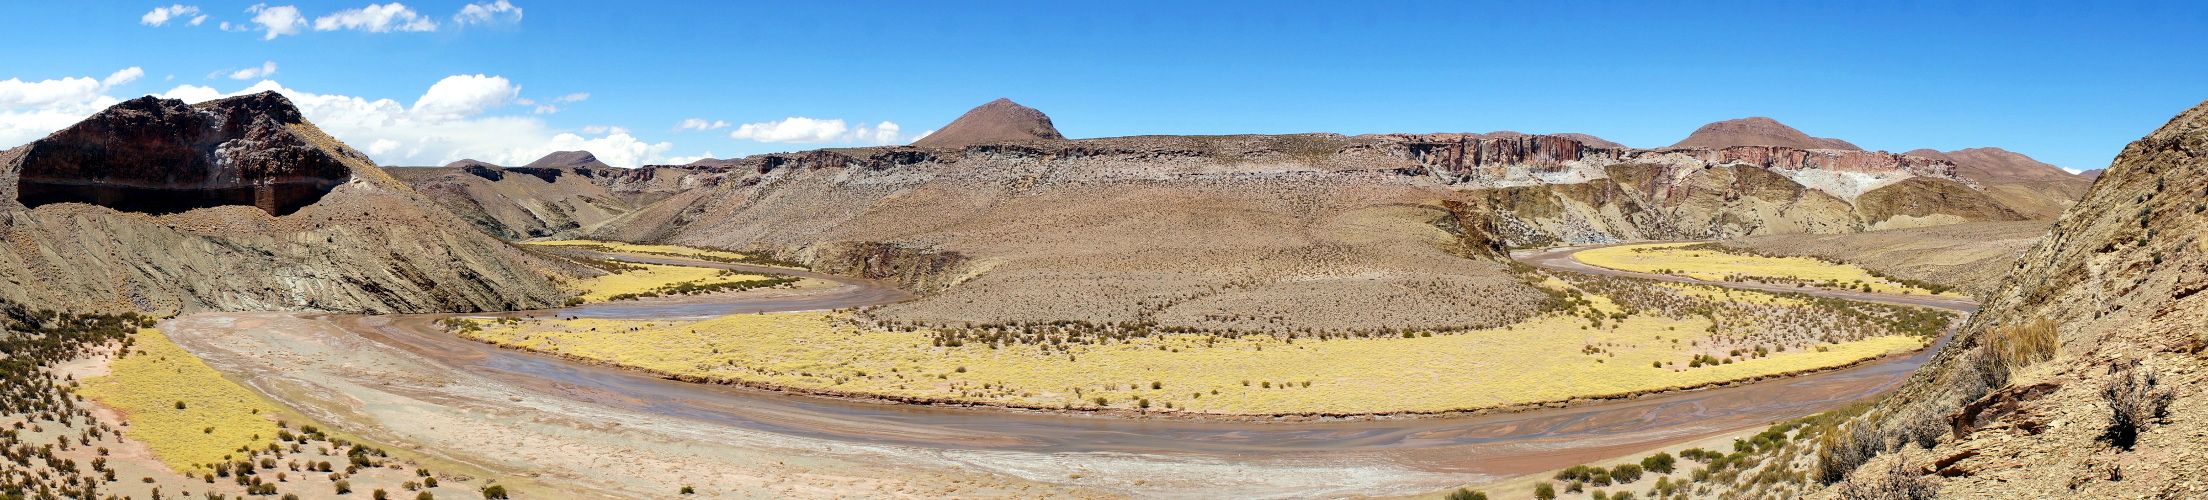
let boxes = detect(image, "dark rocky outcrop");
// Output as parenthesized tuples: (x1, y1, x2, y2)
(13, 93, 352, 216)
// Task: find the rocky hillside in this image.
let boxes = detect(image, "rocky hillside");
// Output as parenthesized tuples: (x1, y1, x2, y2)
(576, 122, 2032, 332)
(1817, 99, 2208, 498)
(0, 92, 576, 314)
(909, 98, 1065, 148)
(386, 152, 674, 239)
(1907, 147, 2097, 219)
(1668, 116, 1862, 150)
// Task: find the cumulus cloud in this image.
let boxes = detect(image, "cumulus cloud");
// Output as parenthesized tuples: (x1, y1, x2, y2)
(729, 117, 847, 143)
(409, 74, 518, 120)
(3, 69, 678, 168)
(141, 5, 201, 26)
(158, 78, 670, 168)
(314, 2, 438, 33)
(662, 151, 718, 165)
(246, 4, 307, 40)
(453, 1, 523, 25)
(102, 67, 145, 88)
(675, 118, 729, 131)
(0, 68, 152, 148)
(728, 117, 914, 145)
(224, 61, 279, 80)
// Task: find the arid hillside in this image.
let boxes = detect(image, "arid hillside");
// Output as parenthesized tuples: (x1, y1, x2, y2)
(1906, 147, 2097, 219)
(1668, 116, 1863, 150)
(387, 153, 640, 239)
(580, 121, 2031, 332)
(908, 98, 1064, 148)
(0, 92, 577, 314)
(1719, 221, 2050, 297)
(1816, 99, 2208, 498)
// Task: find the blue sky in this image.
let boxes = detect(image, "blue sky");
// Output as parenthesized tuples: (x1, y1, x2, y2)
(2, 1, 2204, 169)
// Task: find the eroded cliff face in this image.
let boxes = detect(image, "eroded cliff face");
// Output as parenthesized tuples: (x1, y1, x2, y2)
(1818, 99, 2208, 498)
(0, 92, 576, 314)
(14, 94, 351, 216)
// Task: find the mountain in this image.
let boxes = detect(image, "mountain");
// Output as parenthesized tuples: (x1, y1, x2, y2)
(1821, 99, 2208, 498)
(2078, 168, 2105, 180)
(1668, 116, 1863, 150)
(522, 150, 612, 170)
(909, 98, 1065, 148)
(1906, 147, 2097, 218)
(383, 152, 718, 239)
(0, 92, 576, 314)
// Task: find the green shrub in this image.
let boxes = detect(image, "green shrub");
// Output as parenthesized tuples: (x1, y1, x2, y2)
(1532, 481, 1556, 500)
(1443, 488, 1487, 500)
(1641, 451, 1676, 474)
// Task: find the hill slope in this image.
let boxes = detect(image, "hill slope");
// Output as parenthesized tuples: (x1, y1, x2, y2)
(1906, 147, 2096, 219)
(0, 92, 576, 314)
(909, 98, 1065, 148)
(1821, 99, 2208, 498)
(1668, 117, 1862, 150)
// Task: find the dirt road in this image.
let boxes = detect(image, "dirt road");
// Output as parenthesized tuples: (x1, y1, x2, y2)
(163, 247, 1974, 498)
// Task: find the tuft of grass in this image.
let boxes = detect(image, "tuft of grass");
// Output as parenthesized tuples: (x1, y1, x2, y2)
(1986, 319, 2059, 374)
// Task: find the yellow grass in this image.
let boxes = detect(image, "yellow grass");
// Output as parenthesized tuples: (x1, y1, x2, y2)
(566, 262, 782, 303)
(461, 307, 1923, 415)
(77, 328, 301, 472)
(1575, 242, 1955, 296)
(528, 239, 762, 263)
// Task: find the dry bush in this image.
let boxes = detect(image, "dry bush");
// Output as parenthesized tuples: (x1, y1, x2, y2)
(1831, 445, 1936, 500)
(2101, 360, 2174, 450)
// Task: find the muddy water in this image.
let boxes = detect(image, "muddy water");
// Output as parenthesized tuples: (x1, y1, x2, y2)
(309, 248, 1973, 480)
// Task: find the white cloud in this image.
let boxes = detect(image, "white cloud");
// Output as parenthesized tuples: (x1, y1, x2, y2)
(141, 5, 202, 26)
(247, 4, 307, 40)
(314, 3, 437, 33)
(551, 92, 589, 103)
(662, 151, 718, 165)
(852, 121, 902, 145)
(0, 68, 151, 148)
(102, 67, 145, 88)
(1, 69, 678, 168)
(410, 74, 517, 120)
(190, 15, 209, 26)
(729, 117, 847, 143)
(225, 61, 279, 80)
(675, 118, 728, 131)
(729, 117, 915, 145)
(156, 78, 670, 168)
(453, 1, 523, 25)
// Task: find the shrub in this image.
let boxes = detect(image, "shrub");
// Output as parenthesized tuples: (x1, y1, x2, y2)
(336, 480, 352, 494)
(2102, 360, 2174, 450)
(1443, 488, 1487, 500)
(1610, 463, 1643, 483)
(481, 484, 509, 499)
(1832, 446, 1934, 500)
(681, 485, 696, 495)
(1641, 452, 1676, 474)
(1533, 481, 1556, 500)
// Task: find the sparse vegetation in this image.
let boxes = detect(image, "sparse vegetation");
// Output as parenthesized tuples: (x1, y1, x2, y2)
(1575, 242, 1957, 296)
(459, 270, 1931, 415)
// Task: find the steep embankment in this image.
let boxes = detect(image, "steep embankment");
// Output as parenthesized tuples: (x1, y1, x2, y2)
(1821, 99, 2208, 498)
(0, 92, 575, 314)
